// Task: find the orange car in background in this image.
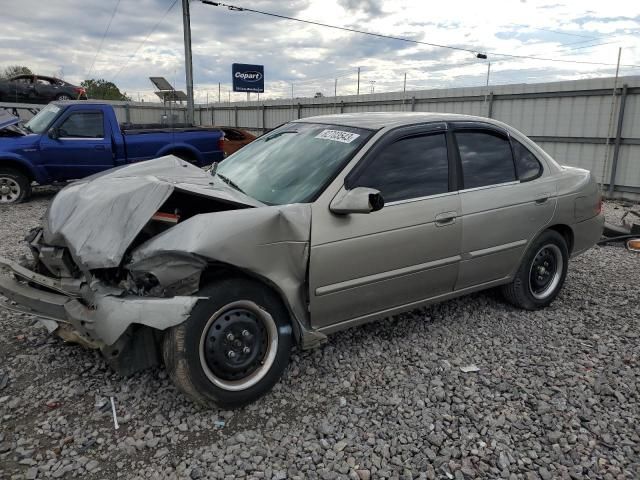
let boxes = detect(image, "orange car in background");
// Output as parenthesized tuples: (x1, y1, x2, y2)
(220, 127, 256, 156)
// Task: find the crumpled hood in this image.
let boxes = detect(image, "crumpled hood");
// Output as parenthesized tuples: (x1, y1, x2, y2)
(43, 155, 264, 269)
(0, 110, 20, 130)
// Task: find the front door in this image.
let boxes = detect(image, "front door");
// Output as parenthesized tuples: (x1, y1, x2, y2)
(39, 110, 114, 181)
(309, 124, 462, 329)
(451, 124, 557, 289)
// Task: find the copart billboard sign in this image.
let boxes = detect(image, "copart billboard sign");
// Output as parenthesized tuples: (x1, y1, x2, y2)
(232, 64, 264, 93)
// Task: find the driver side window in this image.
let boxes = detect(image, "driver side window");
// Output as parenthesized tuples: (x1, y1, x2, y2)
(351, 132, 449, 203)
(58, 112, 104, 139)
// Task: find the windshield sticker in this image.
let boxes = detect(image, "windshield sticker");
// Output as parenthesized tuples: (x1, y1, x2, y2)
(315, 129, 360, 144)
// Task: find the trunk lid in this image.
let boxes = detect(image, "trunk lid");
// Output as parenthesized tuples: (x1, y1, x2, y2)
(0, 109, 20, 131)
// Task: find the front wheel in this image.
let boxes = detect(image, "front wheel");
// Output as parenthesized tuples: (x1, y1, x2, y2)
(162, 277, 293, 408)
(0, 168, 31, 204)
(501, 230, 569, 310)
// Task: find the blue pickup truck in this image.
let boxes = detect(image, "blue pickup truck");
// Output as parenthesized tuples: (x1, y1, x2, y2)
(0, 101, 225, 203)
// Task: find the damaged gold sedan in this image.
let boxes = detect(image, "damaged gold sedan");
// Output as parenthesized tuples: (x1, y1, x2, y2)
(0, 113, 603, 407)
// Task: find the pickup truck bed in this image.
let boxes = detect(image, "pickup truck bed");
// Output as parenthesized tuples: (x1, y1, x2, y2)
(0, 101, 225, 203)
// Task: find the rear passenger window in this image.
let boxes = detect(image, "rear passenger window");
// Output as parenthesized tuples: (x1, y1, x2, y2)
(352, 133, 449, 202)
(455, 130, 516, 189)
(512, 138, 542, 182)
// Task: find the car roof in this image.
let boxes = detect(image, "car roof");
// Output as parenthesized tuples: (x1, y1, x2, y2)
(292, 112, 505, 130)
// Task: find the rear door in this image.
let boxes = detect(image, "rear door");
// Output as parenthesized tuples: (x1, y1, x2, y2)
(452, 123, 557, 290)
(33, 77, 58, 102)
(39, 110, 114, 181)
(309, 124, 462, 328)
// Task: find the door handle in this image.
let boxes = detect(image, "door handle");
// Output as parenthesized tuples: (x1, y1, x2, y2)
(535, 193, 552, 204)
(435, 211, 457, 226)
(94, 145, 106, 151)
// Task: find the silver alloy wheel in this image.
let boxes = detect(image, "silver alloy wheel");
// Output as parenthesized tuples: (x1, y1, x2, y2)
(57, 94, 72, 100)
(199, 300, 279, 392)
(528, 243, 563, 300)
(0, 176, 21, 203)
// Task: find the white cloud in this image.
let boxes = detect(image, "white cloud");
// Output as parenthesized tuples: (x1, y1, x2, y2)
(1, 0, 639, 102)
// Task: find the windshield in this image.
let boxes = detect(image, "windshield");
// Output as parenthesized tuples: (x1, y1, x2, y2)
(216, 122, 371, 205)
(24, 104, 62, 134)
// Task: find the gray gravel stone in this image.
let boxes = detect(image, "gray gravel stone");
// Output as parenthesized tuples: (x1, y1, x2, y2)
(0, 195, 638, 479)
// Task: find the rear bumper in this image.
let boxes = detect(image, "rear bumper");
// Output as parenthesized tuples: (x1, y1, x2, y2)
(572, 212, 605, 256)
(0, 257, 199, 346)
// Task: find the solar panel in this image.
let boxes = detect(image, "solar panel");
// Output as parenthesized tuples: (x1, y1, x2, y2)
(149, 77, 175, 91)
(154, 90, 188, 101)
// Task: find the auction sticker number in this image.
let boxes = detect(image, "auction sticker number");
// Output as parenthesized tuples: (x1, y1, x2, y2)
(315, 129, 360, 144)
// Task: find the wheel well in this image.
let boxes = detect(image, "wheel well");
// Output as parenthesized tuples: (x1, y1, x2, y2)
(199, 264, 302, 345)
(167, 148, 197, 162)
(548, 224, 574, 254)
(0, 160, 34, 183)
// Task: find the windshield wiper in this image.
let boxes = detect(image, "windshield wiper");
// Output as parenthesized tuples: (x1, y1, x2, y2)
(263, 130, 298, 142)
(216, 173, 245, 194)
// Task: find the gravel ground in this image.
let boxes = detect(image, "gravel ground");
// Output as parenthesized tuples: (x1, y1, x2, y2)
(0, 195, 638, 480)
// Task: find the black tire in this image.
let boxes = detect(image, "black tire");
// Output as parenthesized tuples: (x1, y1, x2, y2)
(55, 93, 72, 101)
(162, 277, 293, 408)
(501, 230, 569, 310)
(0, 168, 31, 204)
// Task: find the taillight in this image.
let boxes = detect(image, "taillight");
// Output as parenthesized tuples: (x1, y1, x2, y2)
(218, 136, 225, 151)
(74, 87, 86, 97)
(596, 195, 603, 215)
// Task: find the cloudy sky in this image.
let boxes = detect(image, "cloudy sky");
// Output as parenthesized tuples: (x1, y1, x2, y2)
(2, 0, 640, 102)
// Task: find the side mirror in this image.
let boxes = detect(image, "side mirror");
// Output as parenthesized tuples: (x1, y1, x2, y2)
(47, 127, 60, 140)
(330, 187, 384, 215)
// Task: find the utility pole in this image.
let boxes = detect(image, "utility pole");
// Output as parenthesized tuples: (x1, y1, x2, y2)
(181, 0, 194, 125)
(483, 61, 491, 106)
(402, 72, 407, 110)
(357, 67, 360, 96)
(602, 47, 622, 192)
(218, 82, 221, 103)
(334, 78, 337, 97)
(291, 83, 294, 120)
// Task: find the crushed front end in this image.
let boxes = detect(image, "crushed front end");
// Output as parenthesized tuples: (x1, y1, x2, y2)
(0, 156, 265, 374)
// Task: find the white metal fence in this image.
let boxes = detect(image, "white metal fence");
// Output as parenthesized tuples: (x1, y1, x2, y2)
(3, 75, 639, 199)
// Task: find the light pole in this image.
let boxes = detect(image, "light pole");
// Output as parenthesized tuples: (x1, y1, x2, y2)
(182, 0, 195, 125)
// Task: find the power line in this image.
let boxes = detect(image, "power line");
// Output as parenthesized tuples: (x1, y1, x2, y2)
(199, 1, 640, 68)
(508, 24, 604, 40)
(200, 1, 481, 56)
(86, 0, 121, 78)
(112, 0, 178, 80)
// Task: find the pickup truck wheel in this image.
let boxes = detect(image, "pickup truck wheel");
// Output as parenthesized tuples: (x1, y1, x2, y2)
(0, 168, 31, 204)
(162, 278, 293, 408)
(501, 230, 569, 310)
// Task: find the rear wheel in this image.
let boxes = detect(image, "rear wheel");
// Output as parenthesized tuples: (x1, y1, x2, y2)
(162, 277, 293, 408)
(55, 93, 72, 101)
(501, 230, 569, 310)
(0, 168, 31, 204)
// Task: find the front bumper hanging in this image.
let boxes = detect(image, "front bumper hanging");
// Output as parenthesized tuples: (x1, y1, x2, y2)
(0, 256, 200, 347)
